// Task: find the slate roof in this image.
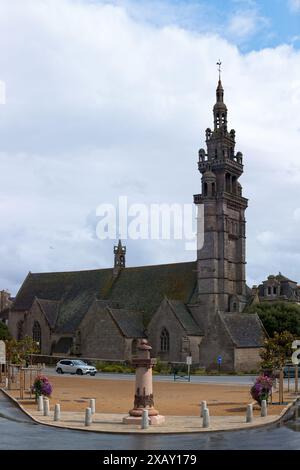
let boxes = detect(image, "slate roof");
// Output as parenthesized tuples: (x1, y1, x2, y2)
(167, 299, 202, 335)
(35, 299, 59, 329)
(12, 262, 198, 333)
(221, 313, 266, 348)
(107, 262, 197, 324)
(107, 307, 146, 338)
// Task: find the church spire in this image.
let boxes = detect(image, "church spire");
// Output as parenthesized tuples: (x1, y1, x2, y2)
(216, 60, 224, 103)
(113, 239, 126, 276)
(213, 61, 227, 131)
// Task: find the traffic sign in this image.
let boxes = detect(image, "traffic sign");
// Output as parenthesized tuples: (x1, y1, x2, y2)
(186, 356, 192, 365)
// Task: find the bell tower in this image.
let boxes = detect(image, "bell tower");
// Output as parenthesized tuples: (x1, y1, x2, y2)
(194, 64, 248, 314)
(113, 239, 126, 276)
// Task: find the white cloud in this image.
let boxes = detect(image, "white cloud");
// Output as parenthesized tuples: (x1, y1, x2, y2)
(227, 9, 268, 39)
(293, 208, 300, 221)
(0, 0, 300, 294)
(289, 0, 300, 12)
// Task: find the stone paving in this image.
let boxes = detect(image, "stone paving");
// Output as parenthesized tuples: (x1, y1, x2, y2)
(26, 407, 291, 434)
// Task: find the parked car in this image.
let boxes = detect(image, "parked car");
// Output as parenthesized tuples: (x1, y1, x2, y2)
(283, 365, 296, 378)
(56, 359, 97, 376)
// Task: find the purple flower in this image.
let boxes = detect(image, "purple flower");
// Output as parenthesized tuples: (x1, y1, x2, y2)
(32, 375, 53, 398)
(250, 375, 273, 405)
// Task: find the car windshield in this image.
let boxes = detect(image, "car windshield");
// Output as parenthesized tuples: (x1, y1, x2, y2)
(72, 360, 87, 365)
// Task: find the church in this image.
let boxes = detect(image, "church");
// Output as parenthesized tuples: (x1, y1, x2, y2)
(8, 75, 266, 372)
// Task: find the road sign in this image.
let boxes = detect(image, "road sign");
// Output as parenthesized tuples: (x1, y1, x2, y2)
(186, 356, 192, 365)
(0, 341, 6, 364)
(217, 355, 222, 364)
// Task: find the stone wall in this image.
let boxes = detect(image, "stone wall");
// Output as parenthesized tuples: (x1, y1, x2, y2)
(8, 303, 52, 355)
(234, 347, 261, 372)
(78, 304, 126, 360)
(147, 298, 202, 363)
(198, 311, 235, 371)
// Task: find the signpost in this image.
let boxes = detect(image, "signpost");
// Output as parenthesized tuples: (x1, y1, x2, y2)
(292, 340, 300, 393)
(0, 341, 6, 384)
(217, 355, 222, 375)
(186, 355, 192, 382)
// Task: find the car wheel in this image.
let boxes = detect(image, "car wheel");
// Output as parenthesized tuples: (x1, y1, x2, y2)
(76, 369, 83, 375)
(57, 368, 63, 374)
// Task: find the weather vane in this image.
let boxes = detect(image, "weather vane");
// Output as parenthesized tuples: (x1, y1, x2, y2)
(216, 60, 222, 80)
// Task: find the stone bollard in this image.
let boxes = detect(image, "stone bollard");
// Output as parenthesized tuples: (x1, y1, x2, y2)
(89, 398, 96, 415)
(141, 409, 149, 429)
(54, 404, 61, 421)
(38, 395, 44, 412)
(200, 400, 207, 418)
(85, 407, 92, 426)
(5, 377, 8, 388)
(261, 400, 267, 417)
(246, 404, 253, 423)
(202, 407, 210, 428)
(43, 398, 50, 417)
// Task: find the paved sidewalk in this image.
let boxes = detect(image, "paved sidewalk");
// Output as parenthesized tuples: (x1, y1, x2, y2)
(26, 407, 292, 434)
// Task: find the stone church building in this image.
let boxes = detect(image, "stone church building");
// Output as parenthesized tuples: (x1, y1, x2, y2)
(8, 76, 266, 372)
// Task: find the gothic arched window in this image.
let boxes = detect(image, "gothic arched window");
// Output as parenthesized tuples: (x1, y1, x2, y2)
(32, 321, 41, 351)
(17, 320, 24, 341)
(160, 328, 170, 352)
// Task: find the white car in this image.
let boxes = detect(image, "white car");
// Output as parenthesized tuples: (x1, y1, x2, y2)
(56, 359, 97, 376)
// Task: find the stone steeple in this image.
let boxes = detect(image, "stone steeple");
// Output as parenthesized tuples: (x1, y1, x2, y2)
(113, 239, 126, 276)
(194, 70, 248, 314)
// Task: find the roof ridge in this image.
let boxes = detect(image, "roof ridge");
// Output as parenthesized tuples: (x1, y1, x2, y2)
(27, 260, 196, 278)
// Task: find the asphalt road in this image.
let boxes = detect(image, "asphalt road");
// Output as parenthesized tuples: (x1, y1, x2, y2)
(1, 391, 300, 449)
(43, 367, 258, 385)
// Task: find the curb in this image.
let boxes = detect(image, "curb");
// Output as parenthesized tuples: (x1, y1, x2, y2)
(1, 387, 298, 435)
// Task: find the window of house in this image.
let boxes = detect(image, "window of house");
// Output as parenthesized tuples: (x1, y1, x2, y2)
(32, 321, 41, 351)
(160, 328, 170, 352)
(17, 320, 23, 341)
(268, 286, 272, 295)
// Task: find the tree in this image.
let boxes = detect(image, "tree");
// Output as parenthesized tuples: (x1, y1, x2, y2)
(0, 322, 11, 341)
(260, 331, 295, 370)
(246, 301, 300, 337)
(6, 336, 39, 365)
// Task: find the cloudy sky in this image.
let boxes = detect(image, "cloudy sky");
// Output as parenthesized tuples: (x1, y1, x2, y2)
(0, 0, 300, 295)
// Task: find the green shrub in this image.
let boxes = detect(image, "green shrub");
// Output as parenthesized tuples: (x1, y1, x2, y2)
(95, 361, 134, 374)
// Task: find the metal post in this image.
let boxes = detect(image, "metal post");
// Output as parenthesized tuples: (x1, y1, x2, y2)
(279, 369, 284, 404)
(246, 404, 253, 423)
(54, 404, 61, 421)
(200, 400, 207, 418)
(288, 366, 290, 392)
(141, 409, 149, 429)
(38, 395, 44, 412)
(261, 400, 267, 417)
(295, 365, 299, 393)
(85, 407, 92, 426)
(202, 408, 210, 428)
(43, 398, 50, 416)
(20, 368, 24, 400)
(187, 363, 191, 382)
(7, 363, 11, 390)
(89, 398, 96, 414)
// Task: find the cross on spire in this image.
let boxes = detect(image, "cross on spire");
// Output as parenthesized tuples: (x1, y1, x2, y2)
(216, 60, 222, 80)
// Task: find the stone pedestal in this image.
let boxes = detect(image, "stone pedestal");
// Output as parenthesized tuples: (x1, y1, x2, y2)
(123, 339, 165, 426)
